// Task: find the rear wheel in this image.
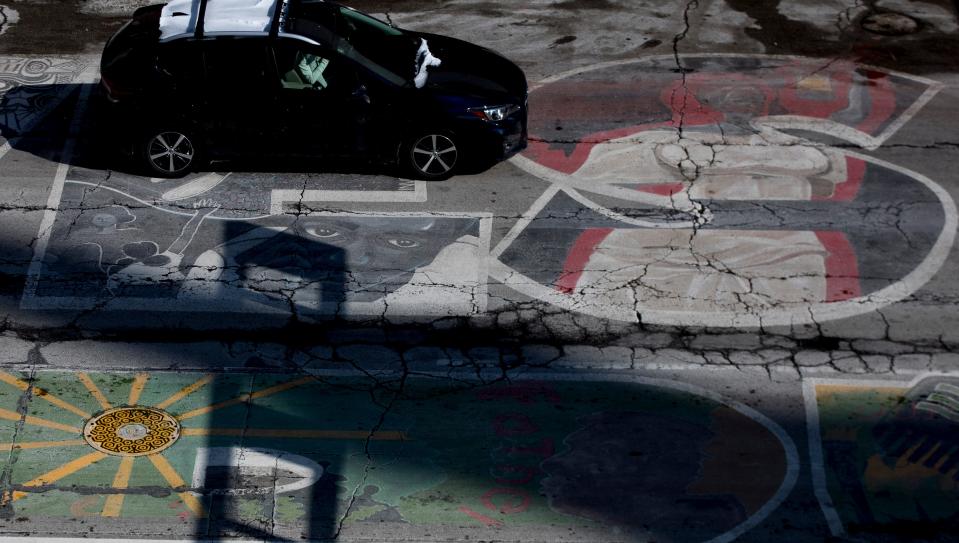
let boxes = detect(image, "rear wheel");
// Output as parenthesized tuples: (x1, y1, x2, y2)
(403, 132, 459, 180)
(141, 129, 200, 178)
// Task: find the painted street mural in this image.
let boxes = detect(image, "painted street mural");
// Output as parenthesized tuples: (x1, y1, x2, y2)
(0, 5, 17, 38)
(498, 55, 956, 327)
(806, 375, 959, 541)
(0, 370, 796, 541)
(7, 54, 956, 323)
(24, 176, 488, 315)
(0, 57, 89, 160)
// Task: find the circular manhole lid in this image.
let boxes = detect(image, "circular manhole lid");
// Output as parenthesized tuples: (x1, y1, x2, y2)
(83, 406, 181, 457)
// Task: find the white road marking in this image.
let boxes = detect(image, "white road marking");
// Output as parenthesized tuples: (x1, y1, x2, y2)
(269, 180, 427, 214)
(19, 66, 99, 308)
(191, 446, 323, 495)
(802, 373, 958, 537)
(161, 172, 231, 201)
(490, 183, 560, 258)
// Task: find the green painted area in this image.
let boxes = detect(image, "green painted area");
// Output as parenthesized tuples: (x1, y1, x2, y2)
(816, 381, 959, 533)
(0, 370, 788, 540)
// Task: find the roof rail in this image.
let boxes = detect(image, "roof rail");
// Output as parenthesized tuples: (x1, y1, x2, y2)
(194, 0, 208, 38)
(270, 0, 288, 37)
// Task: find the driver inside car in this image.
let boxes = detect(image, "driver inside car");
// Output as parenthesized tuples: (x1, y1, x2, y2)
(296, 51, 329, 89)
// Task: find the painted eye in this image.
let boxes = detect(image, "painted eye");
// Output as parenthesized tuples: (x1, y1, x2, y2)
(387, 238, 420, 248)
(306, 227, 340, 239)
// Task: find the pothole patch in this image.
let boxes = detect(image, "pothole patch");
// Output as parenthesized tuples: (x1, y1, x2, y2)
(861, 11, 920, 35)
(0, 5, 20, 37)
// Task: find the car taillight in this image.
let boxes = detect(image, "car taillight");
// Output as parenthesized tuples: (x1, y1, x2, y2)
(100, 75, 122, 102)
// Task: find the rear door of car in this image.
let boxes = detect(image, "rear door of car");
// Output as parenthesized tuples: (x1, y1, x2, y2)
(199, 37, 282, 158)
(152, 39, 205, 125)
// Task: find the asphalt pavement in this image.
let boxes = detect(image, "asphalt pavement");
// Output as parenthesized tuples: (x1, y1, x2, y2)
(0, 0, 958, 541)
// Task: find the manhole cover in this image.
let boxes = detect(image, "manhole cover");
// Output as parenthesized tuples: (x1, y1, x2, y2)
(83, 406, 181, 457)
(861, 12, 920, 35)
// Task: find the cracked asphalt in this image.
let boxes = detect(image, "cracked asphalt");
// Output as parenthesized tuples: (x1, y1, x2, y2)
(0, 0, 958, 541)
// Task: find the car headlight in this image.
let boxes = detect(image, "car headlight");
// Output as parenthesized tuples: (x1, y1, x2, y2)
(470, 104, 520, 121)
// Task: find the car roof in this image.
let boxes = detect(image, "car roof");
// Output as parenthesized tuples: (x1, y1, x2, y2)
(159, 0, 294, 41)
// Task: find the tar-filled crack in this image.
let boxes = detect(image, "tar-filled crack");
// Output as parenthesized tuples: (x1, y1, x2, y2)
(331, 355, 408, 539)
(669, 0, 701, 145)
(0, 363, 36, 516)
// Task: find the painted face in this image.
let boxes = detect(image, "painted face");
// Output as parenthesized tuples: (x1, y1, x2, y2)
(232, 217, 476, 303)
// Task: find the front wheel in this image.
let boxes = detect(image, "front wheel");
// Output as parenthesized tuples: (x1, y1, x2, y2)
(141, 129, 201, 178)
(402, 132, 459, 180)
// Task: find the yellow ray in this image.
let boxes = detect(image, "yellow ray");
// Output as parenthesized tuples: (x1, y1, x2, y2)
(0, 407, 82, 433)
(176, 376, 315, 421)
(102, 456, 135, 517)
(10, 451, 108, 501)
(127, 373, 149, 405)
(148, 454, 206, 517)
(0, 372, 90, 419)
(77, 373, 112, 411)
(181, 428, 408, 440)
(0, 439, 86, 451)
(153, 374, 215, 410)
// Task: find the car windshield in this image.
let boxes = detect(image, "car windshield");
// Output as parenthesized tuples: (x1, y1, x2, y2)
(288, 2, 416, 86)
(338, 7, 402, 39)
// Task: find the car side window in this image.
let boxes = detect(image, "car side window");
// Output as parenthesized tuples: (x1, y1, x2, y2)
(155, 41, 203, 87)
(273, 40, 336, 91)
(203, 39, 273, 92)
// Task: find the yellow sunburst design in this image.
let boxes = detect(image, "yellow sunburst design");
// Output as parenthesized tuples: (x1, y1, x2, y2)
(83, 406, 180, 457)
(0, 370, 408, 519)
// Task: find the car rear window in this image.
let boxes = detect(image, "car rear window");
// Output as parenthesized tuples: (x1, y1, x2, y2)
(203, 39, 274, 90)
(102, 5, 162, 77)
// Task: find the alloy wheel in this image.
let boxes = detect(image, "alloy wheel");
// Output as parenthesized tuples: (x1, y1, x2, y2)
(148, 131, 195, 174)
(411, 134, 457, 177)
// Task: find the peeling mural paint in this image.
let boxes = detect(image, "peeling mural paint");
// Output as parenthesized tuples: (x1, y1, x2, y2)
(0, 5, 18, 38)
(5, 54, 956, 329)
(805, 374, 959, 540)
(24, 181, 491, 315)
(500, 55, 955, 327)
(0, 57, 88, 163)
(0, 370, 797, 541)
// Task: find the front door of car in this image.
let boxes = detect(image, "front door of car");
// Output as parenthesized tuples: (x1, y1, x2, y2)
(270, 39, 372, 158)
(200, 38, 281, 158)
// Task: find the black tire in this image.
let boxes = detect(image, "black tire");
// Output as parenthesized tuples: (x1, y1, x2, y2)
(140, 128, 201, 178)
(401, 132, 460, 180)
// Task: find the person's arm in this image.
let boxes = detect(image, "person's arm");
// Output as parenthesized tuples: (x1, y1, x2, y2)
(312, 57, 329, 89)
(297, 54, 317, 85)
(297, 54, 330, 89)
